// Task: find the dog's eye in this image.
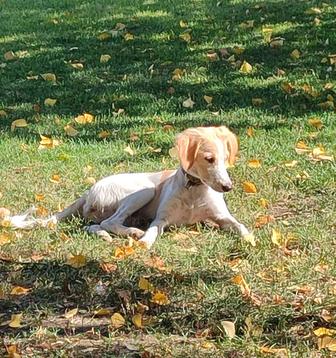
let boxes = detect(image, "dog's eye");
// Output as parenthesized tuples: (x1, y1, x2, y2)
(204, 156, 215, 164)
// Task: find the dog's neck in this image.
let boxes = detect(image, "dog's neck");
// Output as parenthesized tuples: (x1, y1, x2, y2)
(180, 168, 203, 189)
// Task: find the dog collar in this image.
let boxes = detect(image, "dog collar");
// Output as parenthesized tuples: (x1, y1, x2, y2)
(181, 168, 203, 189)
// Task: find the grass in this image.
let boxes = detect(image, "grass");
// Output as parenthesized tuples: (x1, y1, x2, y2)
(0, 0, 336, 356)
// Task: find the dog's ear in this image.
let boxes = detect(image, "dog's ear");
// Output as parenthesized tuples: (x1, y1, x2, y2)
(176, 131, 201, 170)
(215, 126, 239, 166)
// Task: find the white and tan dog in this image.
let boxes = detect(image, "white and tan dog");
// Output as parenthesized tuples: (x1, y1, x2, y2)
(8, 126, 251, 248)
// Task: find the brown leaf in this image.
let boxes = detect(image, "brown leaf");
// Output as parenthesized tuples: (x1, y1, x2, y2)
(242, 181, 257, 193)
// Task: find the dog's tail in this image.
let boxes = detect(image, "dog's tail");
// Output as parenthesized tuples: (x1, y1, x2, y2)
(3, 195, 87, 230)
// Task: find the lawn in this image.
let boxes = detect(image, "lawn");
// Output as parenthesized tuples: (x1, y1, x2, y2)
(0, 0, 336, 356)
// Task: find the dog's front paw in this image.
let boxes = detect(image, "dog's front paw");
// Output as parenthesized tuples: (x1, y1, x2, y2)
(138, 236, 156, 249)
(85, 224, 113, 242)
(126, 227, 145, 240)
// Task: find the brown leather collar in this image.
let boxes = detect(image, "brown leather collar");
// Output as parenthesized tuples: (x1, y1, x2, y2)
(181, 168, 203, 189)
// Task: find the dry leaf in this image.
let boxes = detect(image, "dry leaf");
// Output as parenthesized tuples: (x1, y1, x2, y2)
(100, 262, 117, 273)
(318, 336, 336, 351)
(94, 308, 113, 317)
(100, 54, 111, 63)
(4, 51, 16, 60)
(318, 100, 334, 110)
(0, 233, 11, 245)
(138, 277, 154, 292)
(260, 346, 287, 355)
(291, 49, 301, 60)
(151, 291, 169, 305)
(36, 205, 49, 217)
(206, 52, 219, 61)
(64, 307, 78, 319)
(132, 313, 143, 328)
(50, 174, 61, 183)
(232, 46, 245, 55)
(179, 32, 192, 43)
(41, 73, 56, 82)
(239, 20, 254, 29)
(9, 313, 23, 328)
(0, 207, 11, 219)
(10, 286, 30, 296)
(98, 130, 110, 139)
(295, 141, 310, 154)
(262, 27, 273, 43)
(39, 135, 60, 149)
(255, 215, 274, 228)
(283, 160, 298, 168)
(124, 145, 135, 156)
(314, 327, 336, 337)
(11, 119, 28, 132)
(70, 62, 84, 70)
(252, 98, 263, 106)
(232, 274, 251, 296)
(111, 312, 125, 328)
(239, 60, 253, 74)
(97, 32, 111, 41)
(259, 198, 269, 208)
(66, 254, 87, 268)
(179, 19, 188, 28)
(281, 82, 294, 94)
(305, 7, 322, 15)
(64, 124, 79, 137)
(221, 320, 236, 339)
(243, 233, 256, 247)
(242, 181, 257, 193)
(270, 38, 284, 48)
(271, 229, 282, 247)
(124, 32, 134, 41)
(44, 98, 57, 107)
(308, 118, 322, 129)
(0, 109, 8, 117)
(144, 255, 166, 271)
(74, 113, 94, 124)
(204, 95, 213, 104)
(172, 68, 184, 80)
(246, 127, 255, 137)
(6, 344, 21, 358)
(247, 159, 261, 168)
(182, 97, 195, 108)
(85, 177, 96, 185)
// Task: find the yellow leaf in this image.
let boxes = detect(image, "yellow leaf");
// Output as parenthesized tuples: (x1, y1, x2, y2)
(246, 127, 255, 137)
(260, 346, 287, 355)
(281, 82, 294, 94)
(66, 254, 87, 268)
(100, 54, 111, 63)
(239, 60, 253, 74)
(97, 32, 111, 41)
(9, 313, 23, 328)
(151, 290, 169, 305)
(11, 119, 28, 132)
(295, 141, 310, 154)
(232, 274, 251, 296)
(182, 97, 195, 108)
(179, 19, 188, 28)
(308, 118, 322, 129)
(221, 320, 236, 339)
(64, 124, 79, 137)
(70, 63, 84, 70)
(124, 32, 134, 41)
(138, 277, 154, 292)
(305, 7, 322, 15)
(247, 159, 261, 168)
(132, 313, 143, 328)
(74, 113, 95, 124)
(203, 95, 213, 104)
(172, 68, 184, 80)
(6, 344, 21, 358)
(242, 181, 257, 193)
(98, 130, 110, 139)
(39, 135, 60, 150)
(44, 98, 57, 106)
(291, 49, 301, 60)
(324, 82, 334, 90)
(41, 73, 56, 82)
(0, 233, 11, 245)
(94, 308, 113, 316)
(111, 312, 126, 328)
(314, 327, 336, 337)
(124, 145, 135, 156)
(262, 27, 273, 43)
(255, 215, 274, 228)
(270, 37, 284, 48)
(4, 51, 16, 60)
(232, 46, 245, 55)
(239, 20, 254, 29)
(283, 160, 298, 168)
(0, 207, 11, 219)
(0, 109, 8, 117)
(252, 98, 263, 106)
(85, 177, 96, 185)
(50, 174, 61, 183)
(271, 229, 282, 247)
(243, 233, 256, 247)
(318, 336, 336, 351)
(259, 198, 269, 208)
(64, 308, 78, 319)
(179, 32, 192, 43)
(36, 205, 49, 217)
(314, 17, 321, 26)
(10, 286, 30, 295)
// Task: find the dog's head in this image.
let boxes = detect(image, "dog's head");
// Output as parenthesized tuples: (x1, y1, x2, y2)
(176, 126, 238, 192)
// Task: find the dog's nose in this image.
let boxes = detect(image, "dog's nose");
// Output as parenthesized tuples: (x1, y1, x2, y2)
(221, 184, 233, 192)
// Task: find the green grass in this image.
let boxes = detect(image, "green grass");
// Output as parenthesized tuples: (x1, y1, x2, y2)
(1, 0, 336, 356)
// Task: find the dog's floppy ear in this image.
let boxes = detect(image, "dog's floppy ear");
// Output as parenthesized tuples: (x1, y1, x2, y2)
(215, 126, 239, 166)
(176, 131, 201, 170)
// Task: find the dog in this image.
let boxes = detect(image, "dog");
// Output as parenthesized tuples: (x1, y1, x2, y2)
(7, 126, 251, 248)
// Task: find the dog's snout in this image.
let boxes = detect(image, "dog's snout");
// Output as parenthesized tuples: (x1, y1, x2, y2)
(221, 184, 233, 192)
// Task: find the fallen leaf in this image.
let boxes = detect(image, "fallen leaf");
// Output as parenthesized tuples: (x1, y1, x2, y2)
(305, 7, 322, 15)
(179, 19, 188, 28)
(232, 46, 245, 55)
(246, 127, 255, 137)
(242, 181, 257, 193)
(85, 177, 96, 185)
(182, 97, 195, 108)
(172, 68, 184, 80)
(4, 51, 16, 60)
(9, 313, 23, 328)
(144, 255, 167, 271)
(50, 174, 61, 183)
(0, 233, 11, 245)
(270, 37, 284, 48)
(100, 54, 111, 63)
(151, 291, 169, 305)
(247, 159, 261, 168)
(6, 344, 21, 358)
(100, 262, 117, 273)
(34, 193, 44, 201)
(97, 32, 111, 41)
(318, 100, 334, 110)
(271, 229, 282, 247)
(11, 119, 28, 132)
(41, 73, 56, 82)
(39, 135, 60, 150)
(64, 308, 78, 319)
(124, 32, 134, 41)
(314, 327, 336, 337)
(260, 346, 287, 355)
(318, 336, 336, 351)
(259, 198, 269, 208)
(291, 49, 301, 60)
(221, 320, 236, 339)
(94, 308, 113, 317)
(132, 313, 143, 328)
(243, 233, 256, 247)
(262, 27, 273, 43)
(74, 113, 94, 124)
(179, 31, 191, 43)
(295, 141, 310, 154)
(66, 254, 87, 268)
(232, 274, 251, 296)
(0, 109, 8, 117)
(255, 215, 274, 228)
(239, 20, 254, 29)
(64, 124, 79, 137)
(138, 277, 154, 292)
(239, 60, 253, 74)
(10, 286, 30, 296)
(0, 207, 11, 219)
(252, 98, 263, 106)
(124, 145, 135, 156)
(281, 82, 294, 94)
(111, 312, 126, 328)
(206, 52, 219, 61)
(70, 62, 84, 70)
(36, 205, 49, 217)
(283, 160, 298, 168)
(98, 130, 110, 139)
(204, 95, 213, 104)
(115, 23, 126, 30)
